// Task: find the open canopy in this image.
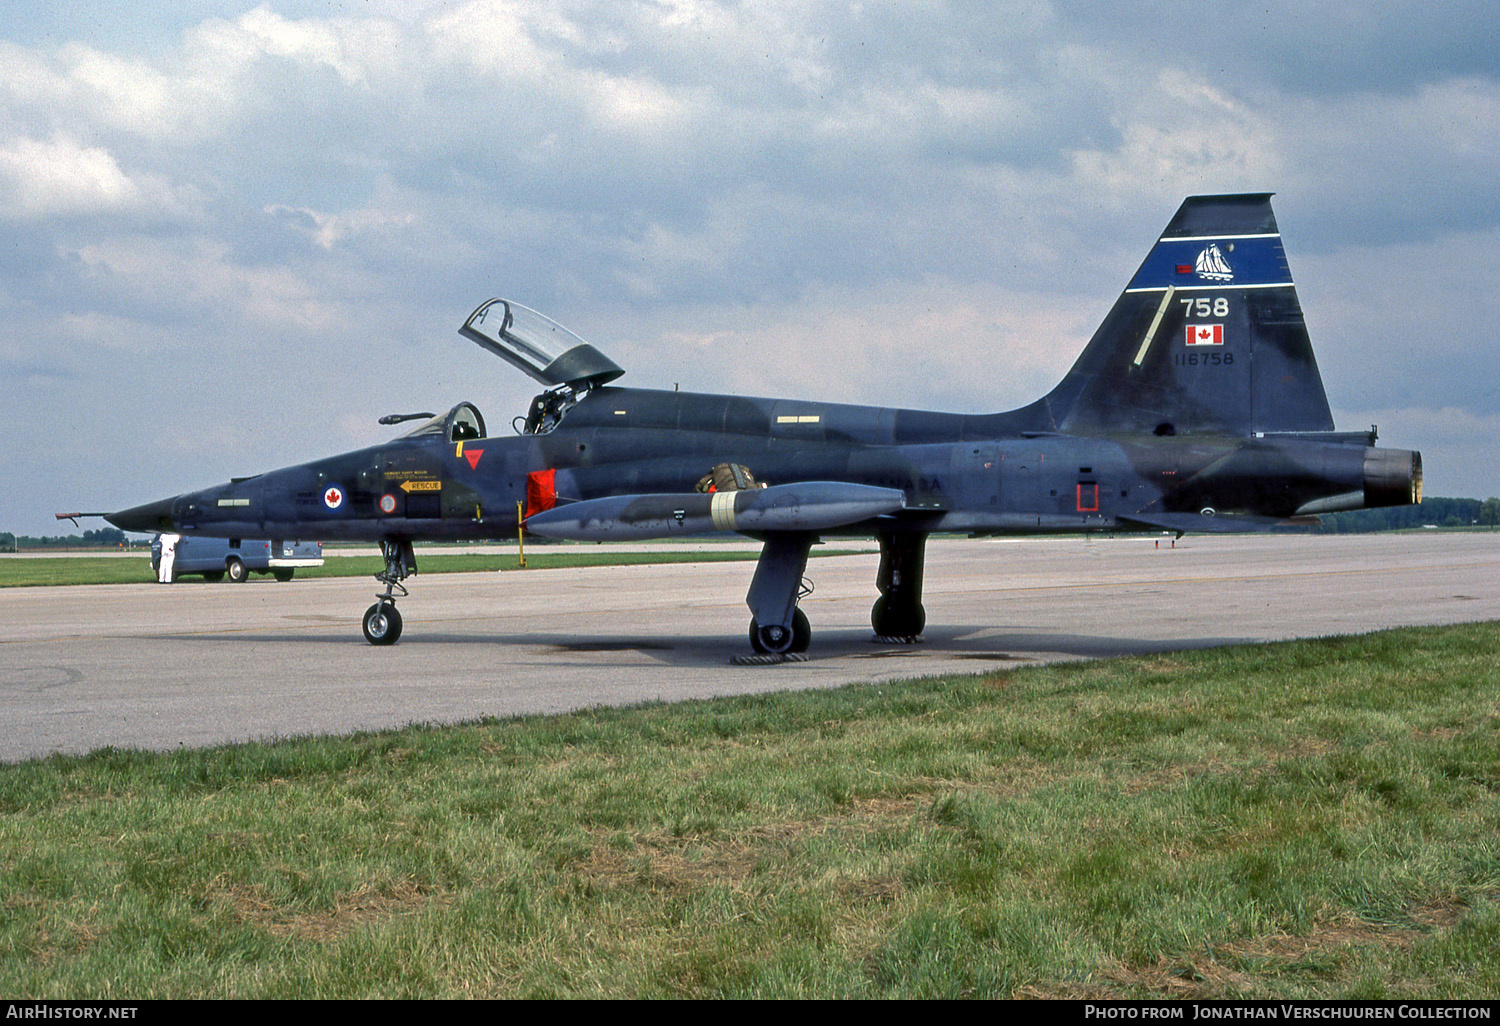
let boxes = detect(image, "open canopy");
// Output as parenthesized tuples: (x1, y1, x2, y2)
(460, 298, 624, 390)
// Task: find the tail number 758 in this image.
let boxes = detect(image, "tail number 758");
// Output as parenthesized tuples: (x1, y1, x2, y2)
(1181, 296, 1230, 318)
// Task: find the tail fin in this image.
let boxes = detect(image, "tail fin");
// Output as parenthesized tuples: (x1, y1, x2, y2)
(1029, 194, 1334, 437)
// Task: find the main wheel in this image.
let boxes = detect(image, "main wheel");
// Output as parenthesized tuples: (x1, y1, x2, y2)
(872, 595, 925, 637)
(363, 602, 403, 645)
(749, 608, 810, 654)
(789, 607, 811, 652)
(225, 557, 247, 583)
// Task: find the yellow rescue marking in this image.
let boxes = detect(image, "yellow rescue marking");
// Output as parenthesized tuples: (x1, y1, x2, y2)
(400, 479, 442, 493)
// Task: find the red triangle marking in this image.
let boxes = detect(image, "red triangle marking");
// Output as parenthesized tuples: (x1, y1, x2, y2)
(465, 449, 484, 470)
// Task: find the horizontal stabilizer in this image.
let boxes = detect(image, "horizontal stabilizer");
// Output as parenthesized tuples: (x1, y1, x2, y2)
(524, 482, 906, 542)
(1119, 512, 1313, 535)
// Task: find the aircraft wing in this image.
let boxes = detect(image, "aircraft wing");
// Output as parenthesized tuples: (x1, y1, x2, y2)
(523, 481, 907, 541)
(1118, 512, 1316, 535)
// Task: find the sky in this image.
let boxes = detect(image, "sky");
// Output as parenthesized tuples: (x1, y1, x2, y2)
(3, 1, 1499, 537)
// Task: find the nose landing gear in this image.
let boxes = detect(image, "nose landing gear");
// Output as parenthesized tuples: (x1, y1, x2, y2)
(362, 539, 416, 646)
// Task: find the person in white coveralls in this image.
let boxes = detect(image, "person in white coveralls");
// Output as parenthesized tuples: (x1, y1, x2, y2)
(157, 533, 180, 583)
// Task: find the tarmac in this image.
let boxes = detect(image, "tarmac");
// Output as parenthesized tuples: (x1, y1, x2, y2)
(2, 532, 1497, 762)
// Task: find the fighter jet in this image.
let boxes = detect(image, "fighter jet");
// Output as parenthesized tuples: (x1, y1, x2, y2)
(99, 194, 1422, 654)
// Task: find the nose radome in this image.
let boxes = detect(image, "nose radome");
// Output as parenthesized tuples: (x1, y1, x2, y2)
(105, 496, 177, 534)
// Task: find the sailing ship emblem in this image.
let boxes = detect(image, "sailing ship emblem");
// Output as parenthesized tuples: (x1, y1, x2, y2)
(1194, 243, 1234, 282)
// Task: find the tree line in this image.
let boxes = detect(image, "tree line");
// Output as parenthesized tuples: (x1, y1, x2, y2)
(1, 527, 134, 551)
(1313, 496, 1500, 533)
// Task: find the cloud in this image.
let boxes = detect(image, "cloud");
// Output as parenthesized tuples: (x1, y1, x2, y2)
(1055, 0, 1500, 97)
(3, 1, 1500, 536)
(1296, 225, 1500, 415)
(0, 134, 168, 218)
(264, 198, 418, 251)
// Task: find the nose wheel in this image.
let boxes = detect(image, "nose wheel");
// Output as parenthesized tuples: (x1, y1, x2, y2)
(362, 539, 416, 646)
(363, 601, 403, 645)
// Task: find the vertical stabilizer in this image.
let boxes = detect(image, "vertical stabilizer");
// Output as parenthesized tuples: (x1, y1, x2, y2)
(1030, 194, 1334, 437)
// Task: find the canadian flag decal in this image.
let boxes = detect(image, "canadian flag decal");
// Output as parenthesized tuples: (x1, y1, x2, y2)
(1186, 324, 1224, 347)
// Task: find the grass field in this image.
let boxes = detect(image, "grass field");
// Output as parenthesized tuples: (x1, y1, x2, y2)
(2, 621, 1496, 999)
(0, 549, 827, 588)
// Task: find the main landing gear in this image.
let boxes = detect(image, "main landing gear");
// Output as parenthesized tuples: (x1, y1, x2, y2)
(362, 539, 416, 646)
(738, 530, 930, 660)
(742, 533, 815, 659)
(871, 530, 928, 642)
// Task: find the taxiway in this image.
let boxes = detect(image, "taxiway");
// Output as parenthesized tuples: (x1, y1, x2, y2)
(2, 532, 1497, 761)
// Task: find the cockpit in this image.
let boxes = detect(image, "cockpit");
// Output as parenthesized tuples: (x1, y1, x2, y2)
(397, 402, 489, 442)
(459, 298, 624, 436)
(382, 301, 625, 442)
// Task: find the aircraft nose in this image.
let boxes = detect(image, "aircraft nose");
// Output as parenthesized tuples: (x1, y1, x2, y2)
(105, 496, 178, 534)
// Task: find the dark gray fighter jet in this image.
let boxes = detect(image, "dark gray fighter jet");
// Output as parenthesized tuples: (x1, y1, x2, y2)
(98, 194, 1422, 653)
